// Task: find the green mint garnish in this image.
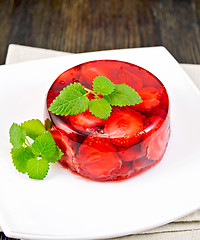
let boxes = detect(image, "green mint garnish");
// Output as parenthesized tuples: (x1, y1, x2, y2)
(44, 146, 64, 163)
(48, 76, 143, 120)
(9, 119, 63, 180)
(48, 82, 89, 116)
(9, 123, 26, 149)
(32, 132, 56, 158)
(89, 98, 112, 119)
(104, 84, 143, 107)
(21, 119, 46, 140)
(92, 76, 115, 95)
(27, 158, 50, 180)
(11, 147, 34, 174)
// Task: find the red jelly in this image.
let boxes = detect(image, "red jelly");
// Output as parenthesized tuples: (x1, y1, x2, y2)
(45, 60, 170, 181)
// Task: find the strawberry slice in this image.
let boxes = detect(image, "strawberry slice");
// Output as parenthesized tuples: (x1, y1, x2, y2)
(111, 162, 134, 180)
(104, 109, 144, 147)
(50, 128, 77, 172)
(158, 88, 169, 112)
(109, 64, 143, 91)
(142, 118, 170, 161)
(142, 114, 164, 140)
(75, 135, 122, 181)
(79, 60, 143, 90)
(141, 107, 167, 141)
(117, 143, 144, 162)
(79, 61, 109, 89)
(69, 110, 106, 133)
(133, 87, 160, 111)
(49, 114, 78, 142)
(132, 157, 155, 172)
(139, 70, 162, 88)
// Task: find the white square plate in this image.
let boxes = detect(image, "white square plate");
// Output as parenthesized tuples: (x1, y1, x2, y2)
(0, 47, 200, 240)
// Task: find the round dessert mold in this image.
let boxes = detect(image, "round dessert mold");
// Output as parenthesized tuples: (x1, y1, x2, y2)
(45, 60, 170, 181)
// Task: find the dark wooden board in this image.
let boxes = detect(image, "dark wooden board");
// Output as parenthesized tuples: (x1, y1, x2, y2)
(0, 0, 200, 65)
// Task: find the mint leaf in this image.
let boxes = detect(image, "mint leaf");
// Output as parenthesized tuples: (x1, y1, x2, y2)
(32, 132, 56, 158)
(27, 158, 49, 180)
(89, 98, 112, 119)
(45, 146, 64, 163)
(9, 119, 65, 180)
(11, 146, 34, 173)
(9, 123, 26, 149)
(93, 76, 115, 95)
(21, 119, 46, 140)
(48, 82, 89, 116)
(104, 84, 143, 107)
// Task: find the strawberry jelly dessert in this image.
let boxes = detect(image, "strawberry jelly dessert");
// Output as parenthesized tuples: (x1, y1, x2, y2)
(45, 60, 170, 181)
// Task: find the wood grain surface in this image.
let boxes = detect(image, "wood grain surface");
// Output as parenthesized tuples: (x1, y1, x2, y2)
(0, 0, 200, 239)
(0, 0, 200, 65)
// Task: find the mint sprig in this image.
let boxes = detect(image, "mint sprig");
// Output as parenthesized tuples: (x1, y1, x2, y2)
(49, 76, 143, 119)
(9, 119, 63, 180)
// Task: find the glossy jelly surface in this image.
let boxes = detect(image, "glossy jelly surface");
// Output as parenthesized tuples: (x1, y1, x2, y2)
(45, 60, 170, 181)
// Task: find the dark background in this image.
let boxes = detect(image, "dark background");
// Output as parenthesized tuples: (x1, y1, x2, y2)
(0, 0, 200, 239)
(1, 0, 200, 65)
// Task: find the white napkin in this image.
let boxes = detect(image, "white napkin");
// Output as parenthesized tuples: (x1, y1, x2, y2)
(5, 45, 200, 92)
(2, 44, 200, 240)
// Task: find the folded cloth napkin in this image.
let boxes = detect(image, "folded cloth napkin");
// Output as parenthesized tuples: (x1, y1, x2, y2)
(5, 45, 200, 90)
(2, 44, 200, 240)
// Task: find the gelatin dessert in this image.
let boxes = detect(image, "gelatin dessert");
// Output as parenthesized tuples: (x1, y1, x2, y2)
(45, 60, 170, 181)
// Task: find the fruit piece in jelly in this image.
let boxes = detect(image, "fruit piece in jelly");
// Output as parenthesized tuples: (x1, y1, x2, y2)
(111, 162, 134, 180)
(69, 110, 106, 133)
(75, 135, 122, 181)
(132, 157, 155, 172)
(49, 114, 78, 142)
(80, 60, 143, 90)
(142, 113, 164, 139)
(117, 143, 144, 162)
(132, 87, 161, 111)
(104, 108, 144, 147)
(142, 117, 170, 161)
(50, 128, 76, 172)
